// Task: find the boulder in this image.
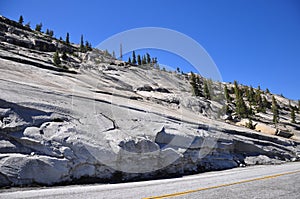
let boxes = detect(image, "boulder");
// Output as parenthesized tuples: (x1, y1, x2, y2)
(244, 155, 283, 165)
(0, 154, 70, 186)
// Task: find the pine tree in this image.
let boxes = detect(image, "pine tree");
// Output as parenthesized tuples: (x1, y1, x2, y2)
(255, 90, 264, 113)
(45, 29, 54, 37)
(152, 57, 157, 64)
(248, 86, 255, 104)
(137, 54, 141, 65)
(245, 87, 250, 100)
(49, 30, 54, 37)
(224, 85, 231, 103)
(272, 96, 279, 125)
(255, 89, 262, 104)
(132, 51, 137, 65)
(53, 51, 61, 66)
(104, 49, 109, 57)
(142, 55, 147, 64)
(146, 53, 151, 64)
(112, 51, 116, 59)
(234, 80, 248, 118)
(195, 76, 201, 96)
(128, 57, 131, 64)
(18, 15, 24, 24)
(80, 35, 85, 52)
(203, 80, 210, 100)
(262, 96, 269, 109)
(35, 23, 42, 32)
(66, 33, 70, 44)
(298, 100, 300, 113)
(85, 41, 92, 51)
(291, 109, 296, 123)
(190, 72, 199, 96)
(248, 105, 254, 116)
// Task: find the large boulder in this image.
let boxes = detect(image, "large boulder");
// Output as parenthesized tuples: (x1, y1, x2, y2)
(0, 154, 70, 186)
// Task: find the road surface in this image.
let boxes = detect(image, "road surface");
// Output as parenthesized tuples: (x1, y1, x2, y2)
(1, 162, 300, 199)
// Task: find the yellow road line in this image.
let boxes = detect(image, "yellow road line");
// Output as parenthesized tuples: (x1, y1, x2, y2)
(143, 170, 300, 199)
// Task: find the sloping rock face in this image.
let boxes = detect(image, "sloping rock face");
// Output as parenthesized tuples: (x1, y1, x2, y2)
(0, 97, 299, 187)
(0, 16, 76, 53)
(0, 16, 300, 187)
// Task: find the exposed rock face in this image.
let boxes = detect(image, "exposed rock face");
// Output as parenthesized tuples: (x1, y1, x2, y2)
(0, 16, 76, 53)
(0, 15, 300, 187)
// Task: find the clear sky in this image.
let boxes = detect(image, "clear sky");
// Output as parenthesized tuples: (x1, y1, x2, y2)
(1, 0, 299, 100)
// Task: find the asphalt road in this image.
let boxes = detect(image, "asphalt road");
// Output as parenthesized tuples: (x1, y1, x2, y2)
(1, 162, 300, 199)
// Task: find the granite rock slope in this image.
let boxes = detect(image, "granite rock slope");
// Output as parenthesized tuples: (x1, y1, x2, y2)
(0, 15, 299, 187)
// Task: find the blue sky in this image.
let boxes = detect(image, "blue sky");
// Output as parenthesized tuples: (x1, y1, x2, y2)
(1, 0, 299, 100)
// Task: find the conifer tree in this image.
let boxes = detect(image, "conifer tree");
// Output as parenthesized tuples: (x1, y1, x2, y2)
(18, 15, 24, 24)
(190, 72, 199, 96)
(132, 51, 137, 65)
(291, 109, 296, 123)
(195, 76, 201, 95)
(128, 57, 131, 64)
(248, 86, 255, 104)
(49, 30, 54, 37)
(104, 49, 109, 57)
(298, 100, 300, 113)
(84, 41, 92, 51)
(152, 57, 157, 64)
(35, 23, 42, 32)
(272, 96, 279, 125)
(262, 96, 269, 109)
(142, 55, 147, 64)
(245, 87, 250, 100)
(53, 51, 61, 66)
(224, 85, 231, 103)
(234, 81, 248, 118)
(255, 89, 262, 104)
(255, 90, 264, 113)
(66, 33, 70, 44)
(80, 35, 85, 52)
(203, 80, 210, 100)
(87, 42, 91, 51)
(137, 55, 141, 65)
(146, 53, 151, 64)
